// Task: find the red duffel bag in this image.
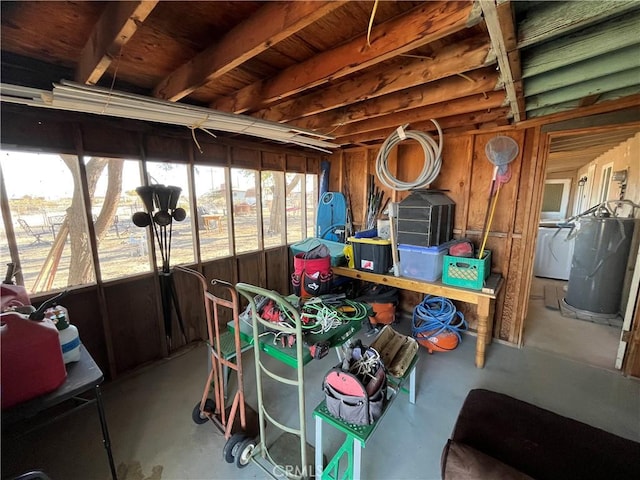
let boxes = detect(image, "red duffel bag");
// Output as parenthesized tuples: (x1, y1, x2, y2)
(291, 247, 332, 298)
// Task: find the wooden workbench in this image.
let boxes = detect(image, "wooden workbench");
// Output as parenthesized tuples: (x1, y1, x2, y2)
(332, 266, 503, 368)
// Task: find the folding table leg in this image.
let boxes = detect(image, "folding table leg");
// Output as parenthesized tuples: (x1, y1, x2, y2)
(353, 439, 362, 480)
(409, 364, 416, 405)
(315, 416, 323, 479)
(95, 385, 118, 480)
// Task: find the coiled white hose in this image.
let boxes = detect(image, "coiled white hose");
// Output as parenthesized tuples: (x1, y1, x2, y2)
(375, 119, 443, 191)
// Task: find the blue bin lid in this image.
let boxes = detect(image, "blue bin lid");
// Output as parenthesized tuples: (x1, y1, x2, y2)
(398, 243, 448, 254)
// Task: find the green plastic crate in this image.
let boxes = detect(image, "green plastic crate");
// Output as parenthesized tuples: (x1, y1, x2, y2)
(442, 251, 491, 290)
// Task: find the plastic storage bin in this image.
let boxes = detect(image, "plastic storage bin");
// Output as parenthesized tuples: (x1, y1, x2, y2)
(443, 251, 491, 290)
(398, 244, 448, 282)
(348, 237, 392, 274)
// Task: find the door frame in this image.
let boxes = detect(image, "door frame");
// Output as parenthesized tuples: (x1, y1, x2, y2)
(519, 122, 640, 375)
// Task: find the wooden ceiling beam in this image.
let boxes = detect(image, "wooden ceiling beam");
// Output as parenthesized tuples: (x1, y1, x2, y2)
(153, 1, 346, 102)
(212, 0, 483, 113)
(332, 90, 507, 137)
(75, 1, 158, 85)
(336, 107, 512, 145)
(291, 67, 500, 131)
(254, 36, 494, 123)
(480, 0, 522, 122)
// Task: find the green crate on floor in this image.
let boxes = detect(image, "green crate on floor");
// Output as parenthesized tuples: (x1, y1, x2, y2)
(443, 250, 491, 290)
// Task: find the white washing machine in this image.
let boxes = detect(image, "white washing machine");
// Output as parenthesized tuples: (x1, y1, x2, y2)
(533, 225, 575, 280)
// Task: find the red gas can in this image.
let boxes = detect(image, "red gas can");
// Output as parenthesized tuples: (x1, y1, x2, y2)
(1, 312, 67, 409)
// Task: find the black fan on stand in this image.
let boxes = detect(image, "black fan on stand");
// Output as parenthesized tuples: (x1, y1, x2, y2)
(132, 184, 188, 348)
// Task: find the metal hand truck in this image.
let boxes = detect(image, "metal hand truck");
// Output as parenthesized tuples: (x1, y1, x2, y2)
(176, 267, 256, 441)
(226, 283, 316, 479)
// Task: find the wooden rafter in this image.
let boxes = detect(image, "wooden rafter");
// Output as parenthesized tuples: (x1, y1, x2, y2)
(212, 0, 482, 113)
(75, 1, 158, 85)
(480, 0, 522, 122)
(254, 36, 495, 123)
(153, 1, 347, 102)
(291, 67, 500, 131)
(336, 107, 512, 145)
(331, 90, 507, 138)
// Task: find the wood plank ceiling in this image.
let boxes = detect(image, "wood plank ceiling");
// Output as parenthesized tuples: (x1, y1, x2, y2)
(1, 1, 639, 162)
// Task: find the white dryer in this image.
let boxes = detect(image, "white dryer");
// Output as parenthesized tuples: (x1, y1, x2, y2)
(533, 225, 575, 280)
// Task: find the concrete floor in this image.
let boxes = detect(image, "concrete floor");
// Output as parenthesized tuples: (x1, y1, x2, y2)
(3, 319, 639, 480)
(524, 276, 622, 370)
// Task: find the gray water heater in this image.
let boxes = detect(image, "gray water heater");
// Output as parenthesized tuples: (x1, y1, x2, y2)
(565, 216, 637, 315)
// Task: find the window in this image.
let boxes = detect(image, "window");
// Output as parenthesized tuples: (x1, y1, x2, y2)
(231, 168, 260, 253)
(262, 171, 285, 249)
(90, 157, 151, 281)
(1, 145, 319, 294)
(599, 163, 614, 203)
(146, 162, 194, 267)
(194, 165, 230, 260)
(286, 173, 304, 244)
(306, 174, 318, 238)
(541, 179, 571, 221)
(1, 151, 95, 293)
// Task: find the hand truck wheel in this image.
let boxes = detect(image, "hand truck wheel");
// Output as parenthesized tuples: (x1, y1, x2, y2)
(235, 437, 257, 468)
(223, 433, 246, 463)
(191, 399, 215, 425)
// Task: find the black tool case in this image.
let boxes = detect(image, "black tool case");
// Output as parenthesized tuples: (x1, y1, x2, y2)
(397, 190, 455, 247)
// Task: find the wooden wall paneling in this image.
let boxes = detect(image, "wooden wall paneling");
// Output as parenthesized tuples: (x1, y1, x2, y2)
(203, 257, 237, 284)
(81, 123, 139, 158)
(484, 130, 525, 343)
(623, 291, 640, 377)
(513, 128, 538, 235)
(196, 141, 228, 166)
(307, 156, 320, 173)
(237, 252, 266, 287)
(231, 146, 260, 169)
(203, 257, 237, 327)
(366, 146, 396, 217)
(499, 237, 525, 341)
(395, 142, 424, 204)
(328, 150, 343, 192)
(286, 154, 306, 172)
(467, 131, 524, 233)
(431, 134, 473, 232)
(514, 126, 547, 344)
(265, 246, 290, 294)
(103, 275, 164, 374)
(0, 107, 75, 153)
(172, 266, 208, 343)
(343, 149, 368, 229)
(144, 134, 189, 162)
(262, 151, 285, 171)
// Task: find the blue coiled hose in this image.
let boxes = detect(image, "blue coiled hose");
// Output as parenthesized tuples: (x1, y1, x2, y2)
(412, 295, 468, 349)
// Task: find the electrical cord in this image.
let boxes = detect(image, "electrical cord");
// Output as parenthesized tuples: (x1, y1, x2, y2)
(412, 295, 467, 350)
(302, 299, 369, 335)
(375, 120, 443, 191)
